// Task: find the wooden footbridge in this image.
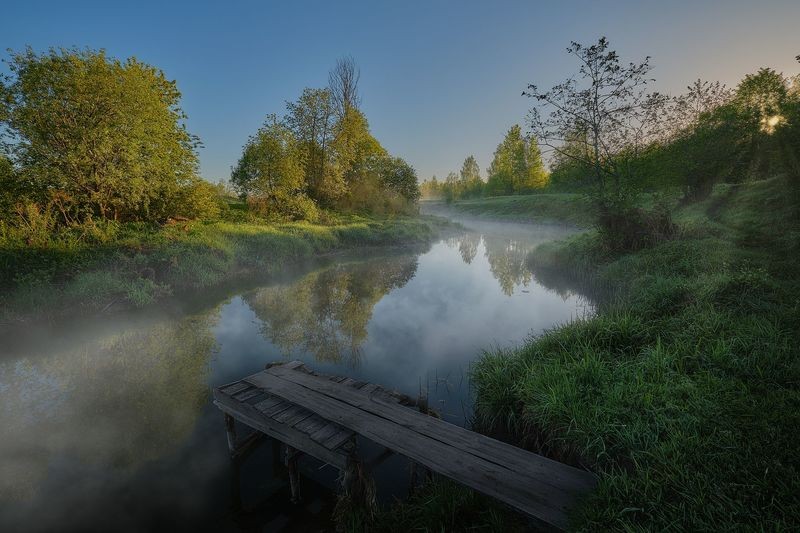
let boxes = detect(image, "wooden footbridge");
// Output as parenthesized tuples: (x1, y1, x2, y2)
(213, 361, 596, 530)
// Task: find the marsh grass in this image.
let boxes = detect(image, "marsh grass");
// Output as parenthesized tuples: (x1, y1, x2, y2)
(469, 177, 800, 530)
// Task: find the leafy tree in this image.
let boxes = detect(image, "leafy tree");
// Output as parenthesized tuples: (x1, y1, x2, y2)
(443, 171, 459, 203)
(379, 156, 420, 204)
(459, 155, 483, 197)
(522, 138, 549, 191)
(331, 107, 386, 194)
(420, 176, 442, 199)
(487, 125, 527, 195)
(230, 115, 316, 221)
(0, 47, 202, 223)
(285, 88, 343, 206)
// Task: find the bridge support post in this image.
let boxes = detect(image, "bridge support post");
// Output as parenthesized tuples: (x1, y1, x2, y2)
(224, 413, 237, 455)
(285, 445, 301, 503)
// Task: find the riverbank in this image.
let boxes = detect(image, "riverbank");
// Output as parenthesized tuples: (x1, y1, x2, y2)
(424, 193, 594, 227)
(470, 177, 800, 530)
(0, 215, 451, 323)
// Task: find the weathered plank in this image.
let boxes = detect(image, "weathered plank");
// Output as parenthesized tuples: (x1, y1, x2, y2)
(221, 382, 250, 395)
(233, 388, 262, 402)
(309, 422, 341, 444)
(321, 427, 354, 451)
(212, 391, 349, 470)
(244, 369, 595, 530)
(266, 365, 594, 495)
(253, 395, 283, 412)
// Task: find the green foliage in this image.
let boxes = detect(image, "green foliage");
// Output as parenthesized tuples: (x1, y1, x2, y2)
(230, 114, 316, 221)
(232, 63, 420, 219)
(1, 47, 200, 223)
(472, 178, 800, 531)
(487, 125, 548, 195)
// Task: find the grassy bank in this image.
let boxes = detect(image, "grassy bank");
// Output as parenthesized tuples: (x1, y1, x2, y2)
(470, 177, 800, 530)
(436, 193, 594, 226)
(0, 215, 448, 322)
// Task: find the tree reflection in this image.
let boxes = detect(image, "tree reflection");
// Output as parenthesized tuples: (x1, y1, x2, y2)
(245, 255, 418, 366)
(483, 237, 533, 295)
(447, 232, 533, 296)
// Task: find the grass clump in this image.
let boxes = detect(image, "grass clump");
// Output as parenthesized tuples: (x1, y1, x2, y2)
(471, 178, 800, 530)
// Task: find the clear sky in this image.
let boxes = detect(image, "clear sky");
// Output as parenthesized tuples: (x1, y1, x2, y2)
(3, 1, 799, 182)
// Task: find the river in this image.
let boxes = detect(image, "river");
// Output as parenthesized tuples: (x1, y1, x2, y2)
(0, 215, 591, 531)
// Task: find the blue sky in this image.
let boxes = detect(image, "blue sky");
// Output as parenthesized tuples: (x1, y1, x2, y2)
(3, 1, 799, 182)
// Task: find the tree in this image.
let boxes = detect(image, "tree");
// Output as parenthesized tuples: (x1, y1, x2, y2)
(330, 107, 386, 194)
(328, 56, 361, 119)
(0, 47, 202, 223)
(285, 88, 343, 206)
(460, 155, 483, 197)
(230, 114, 316, 221)
(524, 38, 674, 251)
(487, 125, 527, 195)
(522, 138, 549, 191)
(443, 171, 459, 203)
(379, 156, 420, 205)
(524, 37, 659, 207)
(420, 176, 442, 199)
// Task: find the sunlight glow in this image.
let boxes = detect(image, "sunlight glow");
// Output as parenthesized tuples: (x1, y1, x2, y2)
(761, 114, 785, 134)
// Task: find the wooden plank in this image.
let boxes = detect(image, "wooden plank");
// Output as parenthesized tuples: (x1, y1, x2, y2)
(234, 388, 263, 402)
(259, 399, 293, 418)
(212, 392, 348, 470)
(245, 370, 593, 530)
(267, 365, 595, 494)
(295, 414, 328, 435)
(273, 405, 310, 426)
(244, 392, 273, 405)
(253, 396, 283, 412)
(221, 382, 250, 395)
(309, 422, 341, 444)
(360, 383, 379, 394)
(322, 427, 354, 451)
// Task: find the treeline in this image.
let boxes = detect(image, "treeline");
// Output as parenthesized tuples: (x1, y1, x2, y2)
(230, 57, 419, 221)
(423, 41, 800, 245)
(546, 68, 800, 202)
(0, 49, 420, 246)
(420, 125, 548, 201)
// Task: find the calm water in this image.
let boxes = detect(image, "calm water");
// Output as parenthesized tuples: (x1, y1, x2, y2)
(0, 217, 591, 532)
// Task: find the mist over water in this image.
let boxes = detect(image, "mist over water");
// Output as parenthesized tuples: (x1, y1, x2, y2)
(0, 218, 592, 531)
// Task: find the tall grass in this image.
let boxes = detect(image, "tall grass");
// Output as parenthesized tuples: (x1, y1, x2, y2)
(470, 178, 800, 530)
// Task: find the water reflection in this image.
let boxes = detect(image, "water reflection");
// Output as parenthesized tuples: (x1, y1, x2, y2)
(0, 219, 593, 531)
(245, 255, 418, 366)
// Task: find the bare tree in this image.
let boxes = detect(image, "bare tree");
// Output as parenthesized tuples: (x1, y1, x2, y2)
(329, 56, 361, 118)
(523, 37, 658, 203)
(665, 80, 732, 137)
